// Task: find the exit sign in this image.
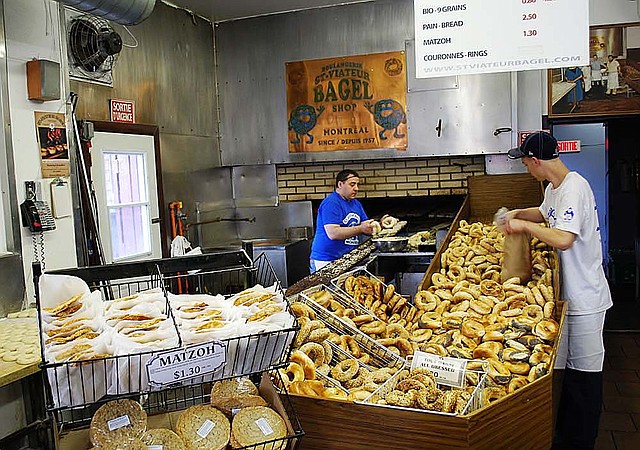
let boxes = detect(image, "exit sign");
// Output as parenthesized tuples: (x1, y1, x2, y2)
(110, 99, 135, 123)
(557, 140, 581, 153)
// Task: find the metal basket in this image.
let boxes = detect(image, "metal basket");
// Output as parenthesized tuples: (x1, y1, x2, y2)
(35, 251, 298, 429)
(358, 362, 488, 416)
(292, 287, 405, 370)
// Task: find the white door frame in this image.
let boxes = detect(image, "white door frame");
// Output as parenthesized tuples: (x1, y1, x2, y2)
(89, 121, 167, 260)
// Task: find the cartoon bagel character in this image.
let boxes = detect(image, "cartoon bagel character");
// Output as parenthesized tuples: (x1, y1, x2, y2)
(364, 99, 406, 140)
(288, 104, 325, 144)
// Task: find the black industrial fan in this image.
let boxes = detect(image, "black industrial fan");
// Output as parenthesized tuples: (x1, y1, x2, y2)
(68, 14, 122, 79)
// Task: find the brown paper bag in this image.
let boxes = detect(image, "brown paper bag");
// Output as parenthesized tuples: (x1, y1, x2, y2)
(501, 233, 532, 283)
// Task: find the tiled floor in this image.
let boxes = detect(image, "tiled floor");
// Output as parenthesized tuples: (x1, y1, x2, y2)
(596, 332, 640, 450)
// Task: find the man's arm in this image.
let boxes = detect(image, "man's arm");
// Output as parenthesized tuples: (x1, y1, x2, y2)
(324, 220, 374, 241)
(507, 219, 576, 250)
(507, 207, 545, 223)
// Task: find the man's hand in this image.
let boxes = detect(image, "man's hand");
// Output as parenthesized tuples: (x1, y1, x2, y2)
(504, 218, 529, 234)
(360, 220, 375, 235)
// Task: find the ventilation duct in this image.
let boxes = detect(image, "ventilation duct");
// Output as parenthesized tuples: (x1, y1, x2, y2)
(59, 0, 156, 25)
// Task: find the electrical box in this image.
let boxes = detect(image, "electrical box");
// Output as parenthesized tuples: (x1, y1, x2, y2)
(26, 59, 61, 102)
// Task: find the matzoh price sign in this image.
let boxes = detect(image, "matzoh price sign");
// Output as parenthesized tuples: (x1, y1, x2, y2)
(414, 0, 589, 78)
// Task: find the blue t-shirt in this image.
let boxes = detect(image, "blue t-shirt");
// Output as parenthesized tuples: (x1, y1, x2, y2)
(310, 191, 368, 261)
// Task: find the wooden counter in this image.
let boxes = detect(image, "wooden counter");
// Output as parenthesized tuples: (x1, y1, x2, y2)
(0, 317, 41, 388)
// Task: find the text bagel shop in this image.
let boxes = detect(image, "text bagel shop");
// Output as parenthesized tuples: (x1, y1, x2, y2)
(146, 341, 227, 386)
(286, 51, 407, 153)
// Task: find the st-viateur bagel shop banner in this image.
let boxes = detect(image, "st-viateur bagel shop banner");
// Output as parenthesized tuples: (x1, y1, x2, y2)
(286, 51, 407, 153)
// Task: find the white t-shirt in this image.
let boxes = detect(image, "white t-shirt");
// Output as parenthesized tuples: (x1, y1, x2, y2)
(539, 172, 612, 315)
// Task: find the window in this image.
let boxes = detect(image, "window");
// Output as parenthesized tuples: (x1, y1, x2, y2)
(103, 152, 151, 260)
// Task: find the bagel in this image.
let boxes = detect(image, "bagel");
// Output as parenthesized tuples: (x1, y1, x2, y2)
(339, 335, 362, 358)
(280, 362, 305, 383)
(508, 376, 529, 394)
(480, 280, 505, 300)
(534, 319, 559, 341)
(299, 342, 325, 367)
(381, 215, 399, 229)
(331, 359, 360, 382)
(487, 358, 512, 385)
(504, 361, 531, 375)
(484, 386, 507, 403)
(291, 302, 316, 319)
(383, 284, 396, 303)
(293, 317, 312, 347)
(522, 304, 544, 322)
(461, 319, 485, 339)
(308, 327, 330, 343)
(543, 301, 555, 319)
(321, 341, 333, 364)
(289, 350, 316, 380)
(473, 341, 501, 359)
(386, 323, 409, 340)
(360, 320, 386, 335)
(409, 328, 433, 343)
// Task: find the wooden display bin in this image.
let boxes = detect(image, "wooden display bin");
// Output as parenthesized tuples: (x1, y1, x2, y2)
(287, 173, 565, 450)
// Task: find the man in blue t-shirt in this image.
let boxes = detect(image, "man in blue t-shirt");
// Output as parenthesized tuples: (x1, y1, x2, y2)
(310, 169, 374, 272)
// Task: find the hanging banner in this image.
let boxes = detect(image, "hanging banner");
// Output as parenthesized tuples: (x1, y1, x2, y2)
(35, 111, 70, 178)
(286, 51, 407, 153)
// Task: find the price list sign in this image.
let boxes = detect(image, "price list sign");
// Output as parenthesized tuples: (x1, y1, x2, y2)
(414, 0, 589, 78)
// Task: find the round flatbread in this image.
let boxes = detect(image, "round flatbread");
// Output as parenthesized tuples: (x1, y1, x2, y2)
(142, 428, 187, 450)
(175, 405, 230, 450)
(231, 406, 287, 450)
(89, 399, 147, 447)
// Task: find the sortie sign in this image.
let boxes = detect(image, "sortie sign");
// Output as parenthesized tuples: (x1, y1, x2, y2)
(110, 99, 135, 124)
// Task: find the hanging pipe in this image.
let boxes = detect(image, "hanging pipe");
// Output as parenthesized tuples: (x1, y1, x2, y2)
(58, 0, 156, 25)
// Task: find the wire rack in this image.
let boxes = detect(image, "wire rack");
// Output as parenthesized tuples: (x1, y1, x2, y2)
(358, 363, 488, 416)
(35, 251, 299, 430)
(292, 286, 405, 370)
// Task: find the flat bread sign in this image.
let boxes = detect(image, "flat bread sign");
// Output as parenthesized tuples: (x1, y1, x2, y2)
(110, 99, 135, 123)
(413, 0, 589, 78)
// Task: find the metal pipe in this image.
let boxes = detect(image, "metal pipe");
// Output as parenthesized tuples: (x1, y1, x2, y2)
(59, 0, 156, 25)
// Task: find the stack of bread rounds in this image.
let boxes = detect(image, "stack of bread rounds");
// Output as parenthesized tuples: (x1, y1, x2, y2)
(230, 406, 287, 450)
(175, 405, 230, 450)
(142, 428, 187, 450)
(210, 377, 268, 418)
(89, 399, 147, 448)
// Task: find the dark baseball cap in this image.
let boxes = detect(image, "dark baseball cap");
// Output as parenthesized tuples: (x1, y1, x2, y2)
(508, 131, 559, 160)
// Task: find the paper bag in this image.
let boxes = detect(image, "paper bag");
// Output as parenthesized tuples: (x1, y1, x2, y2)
(501, 233, 532, 283)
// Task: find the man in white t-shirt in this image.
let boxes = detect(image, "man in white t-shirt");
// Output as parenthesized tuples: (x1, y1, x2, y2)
(505, 131, 612, 450)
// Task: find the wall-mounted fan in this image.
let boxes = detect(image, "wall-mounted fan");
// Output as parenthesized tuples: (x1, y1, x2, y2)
(67, 13, 122, 85)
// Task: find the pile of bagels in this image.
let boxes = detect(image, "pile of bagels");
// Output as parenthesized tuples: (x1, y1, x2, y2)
(285, 219, 560, 408)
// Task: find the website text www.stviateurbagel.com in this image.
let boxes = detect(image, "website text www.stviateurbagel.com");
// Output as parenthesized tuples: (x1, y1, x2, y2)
(420, 55, 583, 74)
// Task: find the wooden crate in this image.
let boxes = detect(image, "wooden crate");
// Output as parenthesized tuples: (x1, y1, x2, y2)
(289, 370, 552, 450)
(286, 173, 564, 450)
(420, 173, 547, 292)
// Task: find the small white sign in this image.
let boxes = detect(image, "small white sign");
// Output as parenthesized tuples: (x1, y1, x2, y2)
(147, 446, 163, 450)
(414, 0, 589, 78)
(107, 414, 130, 431)
(196, 419, 215, 438)
(411, 351, 467, 388)
(255, 417, 274, 436)
(146, 341, 227, 387)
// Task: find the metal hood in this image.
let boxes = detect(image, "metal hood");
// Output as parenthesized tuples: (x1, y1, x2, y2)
(59, 0, 156, 25)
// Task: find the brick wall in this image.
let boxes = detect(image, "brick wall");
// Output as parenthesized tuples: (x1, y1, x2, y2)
(277, 156, 486, 202)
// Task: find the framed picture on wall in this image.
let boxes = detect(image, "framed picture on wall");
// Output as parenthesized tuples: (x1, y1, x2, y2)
(548, 23, 640, 118)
